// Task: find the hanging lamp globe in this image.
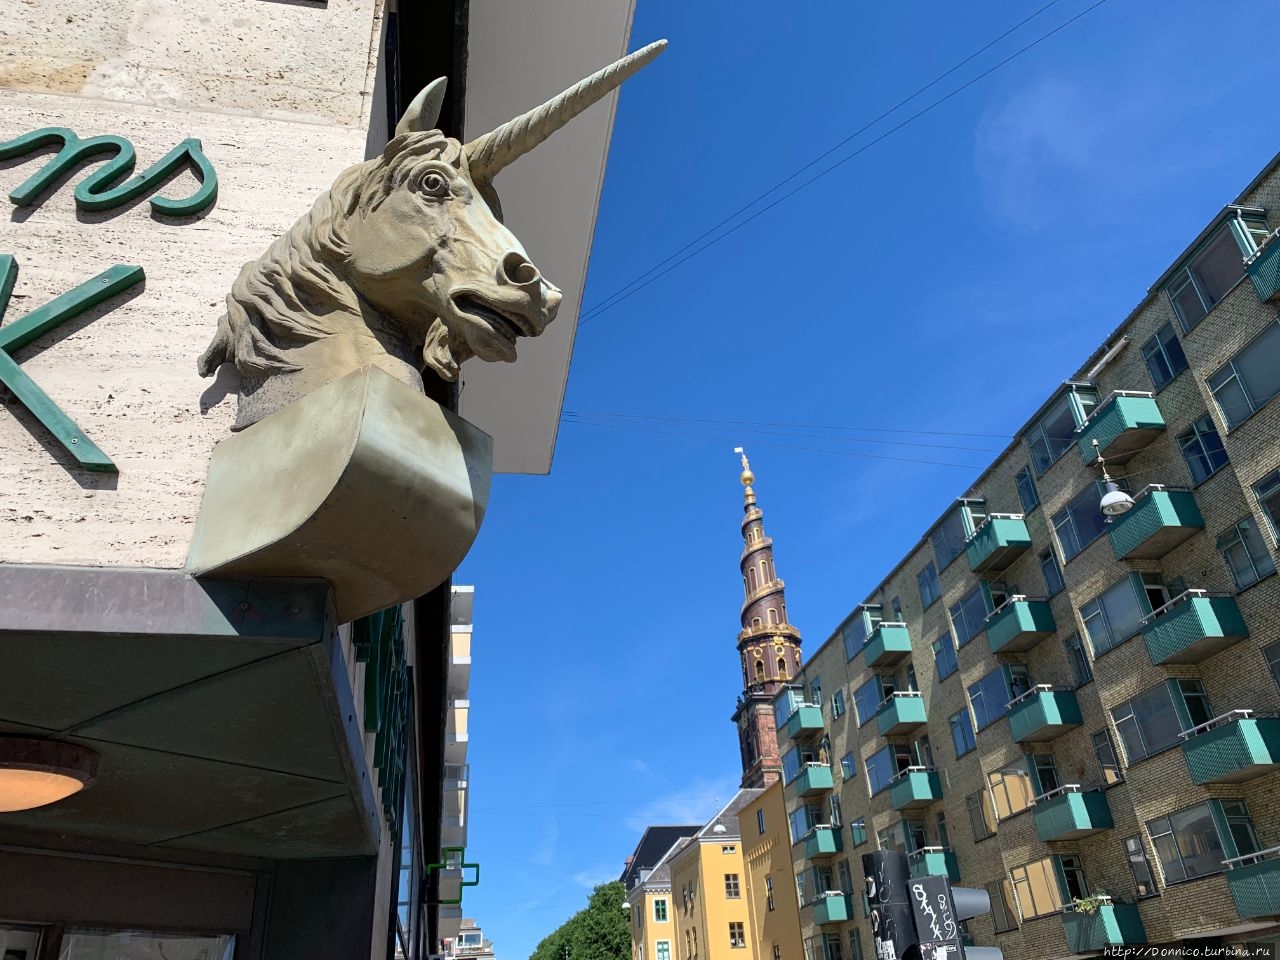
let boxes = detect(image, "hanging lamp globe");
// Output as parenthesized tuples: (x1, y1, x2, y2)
(0, 737, 98, 813)
(1100, 480, 1136, 517)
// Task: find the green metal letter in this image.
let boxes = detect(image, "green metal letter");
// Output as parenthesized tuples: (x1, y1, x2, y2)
(0, 127, 218, 216)
(0, 255, 146, 472)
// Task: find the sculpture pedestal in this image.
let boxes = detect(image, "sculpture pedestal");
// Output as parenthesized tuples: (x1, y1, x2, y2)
(187, 365, 492, 622)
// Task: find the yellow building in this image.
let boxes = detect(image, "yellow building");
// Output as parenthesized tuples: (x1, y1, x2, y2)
(627, 852, 679, 960)
(740, 782, 804, 960)
(665, 792, 764, 960)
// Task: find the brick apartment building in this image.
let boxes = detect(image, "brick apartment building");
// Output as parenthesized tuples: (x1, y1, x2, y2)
(771, 150, 1280, 960)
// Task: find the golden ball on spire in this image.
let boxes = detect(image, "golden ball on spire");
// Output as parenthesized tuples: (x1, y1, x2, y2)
(740, 468, 755, 486)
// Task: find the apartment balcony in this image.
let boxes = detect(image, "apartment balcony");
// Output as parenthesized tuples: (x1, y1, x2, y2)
(796, 763, 834, 797)
(812, 892, 851, 925)
(1247, 233, 1280, 303)
(1078, 392, 1166, 465)
(1061, 902, 1147, 954)
(785, 704, 826, 742)
(908, 847, 960, 883)
(1007, 686, 1082, 743)
(803, 825, 843, 860)
(1033, 786, 1113, 841)
(1181, 711, 1280, 785)
(1108, 486, 1204, 560)
(1142, 591, 1249, 665)
(1225, 847, 1280, 921)
(875, 692, 928, 737)
(986, 597, 1056, 654)
(889, 767, 942, 811)
(864, 623, 911, 668)
(966, 514, 1032, 574)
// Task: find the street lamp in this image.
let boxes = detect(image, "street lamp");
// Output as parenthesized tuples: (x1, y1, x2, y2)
(1092, 439, 1134, 517)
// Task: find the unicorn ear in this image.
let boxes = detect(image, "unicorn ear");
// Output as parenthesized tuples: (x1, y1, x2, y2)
(395, 78, 448, 137)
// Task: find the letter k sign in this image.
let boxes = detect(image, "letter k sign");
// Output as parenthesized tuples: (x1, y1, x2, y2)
(0, 255, 144, 473)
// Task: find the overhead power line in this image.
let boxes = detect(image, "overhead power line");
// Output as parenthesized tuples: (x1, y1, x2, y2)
(578, 0, 1066, 325)
(561, 416, 989, 470)
(565, 413, 1002, 453)
(565, 410, 1014, 440)
(578, 0, 1111, 328)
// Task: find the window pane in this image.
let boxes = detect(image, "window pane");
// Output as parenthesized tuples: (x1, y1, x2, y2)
(1040, 548, 1064, 596)
(0, 924, 42, 960)
(988, 766, 1035, 819)
(1111, 683, 1183, 763)
(1016, 467, 1040, 512)
(966, 790, 996, 841)
(855, 677, 884, 727)
(1266, 642, 1280, 691)
(987, 879, 1018, 932)
(1011, 857, 1063, 919)
(1256, 470, 1280, 542)
(917, 563, 941, 608)
(933, 633, 958, 680)
(60, 931, 236, 960)
(1093, 730, 1123, 784)
(951, 584, 989, 647)
(1125, 836, 1156, 897)
(1065, 633, 1093, 686)
(1178, 415, 1230, 484)
(1191, 226, 1248, 306)
(1171, 275, 1208, 332)
(1083, 576, 1147, 656)
(1170, 804, 1225, 879)
(950, 709, 976, 757)
(1142, 322, 1188, 390)
(932, 508, 970, 569)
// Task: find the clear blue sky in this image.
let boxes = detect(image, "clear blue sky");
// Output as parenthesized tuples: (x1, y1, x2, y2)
(457, 1, 1280, 956)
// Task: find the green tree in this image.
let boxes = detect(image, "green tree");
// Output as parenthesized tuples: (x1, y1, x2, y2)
(530, 881, 630, 960)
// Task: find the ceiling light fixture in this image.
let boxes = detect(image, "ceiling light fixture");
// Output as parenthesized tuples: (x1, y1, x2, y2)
(0, 737, 99, 813)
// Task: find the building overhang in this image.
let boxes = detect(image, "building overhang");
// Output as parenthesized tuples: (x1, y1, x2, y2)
(456, 0, 642, 474)
(0, 566, 379, 860)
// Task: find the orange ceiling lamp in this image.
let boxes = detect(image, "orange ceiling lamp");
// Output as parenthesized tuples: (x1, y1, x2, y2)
(0, 737, 98, 813)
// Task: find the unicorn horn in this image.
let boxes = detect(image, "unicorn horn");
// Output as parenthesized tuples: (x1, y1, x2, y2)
(464, 40, 667, 182)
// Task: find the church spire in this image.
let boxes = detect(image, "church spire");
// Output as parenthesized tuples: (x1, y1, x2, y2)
(731, 449, 802, 788)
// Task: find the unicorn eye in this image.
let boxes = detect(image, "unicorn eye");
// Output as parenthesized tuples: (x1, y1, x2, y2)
(421, 172, 449, 197)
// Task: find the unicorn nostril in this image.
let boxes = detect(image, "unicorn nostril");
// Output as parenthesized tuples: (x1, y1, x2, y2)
(501, 252, 540, 286)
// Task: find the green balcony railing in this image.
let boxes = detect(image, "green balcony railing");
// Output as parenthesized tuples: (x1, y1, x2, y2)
(1181, 711, 1280, 785)
(785, 704, 825, 741)
(803, 825, 843, 859)
(1247, 236, 1280, 303)
(1078, 392, 1166, 465)
(812, 893, 851, 925)
(966, 514, 1032, 574)
(796, 763, 834, 797)
(1007, 685, 1082, 743)
(876, 692, 928, 737)
(908, 847, 960, 883)
(1109, 486, 1204, 560)
(1142, 591, 1249, 664)
(1033, 786, 1113, 841)
(864, 623, 912, 668)
(1225, 848, 1280, 921)
(889, 767, 942, 811)
(1061, 902, 1147, 954)
(986, 597, 1056, 654)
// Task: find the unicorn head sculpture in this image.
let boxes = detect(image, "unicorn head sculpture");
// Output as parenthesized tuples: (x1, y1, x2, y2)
(198, 40, 666, 428)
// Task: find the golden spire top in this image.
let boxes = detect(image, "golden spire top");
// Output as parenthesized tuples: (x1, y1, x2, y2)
(733, 446, 755, 486)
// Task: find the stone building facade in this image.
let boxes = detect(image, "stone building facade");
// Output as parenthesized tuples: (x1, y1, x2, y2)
(772, 152, 1280, 960)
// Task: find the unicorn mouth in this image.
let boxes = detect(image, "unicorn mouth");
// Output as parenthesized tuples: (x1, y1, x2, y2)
(452, 295, 536, 343)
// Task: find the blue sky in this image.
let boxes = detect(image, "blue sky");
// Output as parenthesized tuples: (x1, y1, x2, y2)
(456, 1, 1280, 956)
